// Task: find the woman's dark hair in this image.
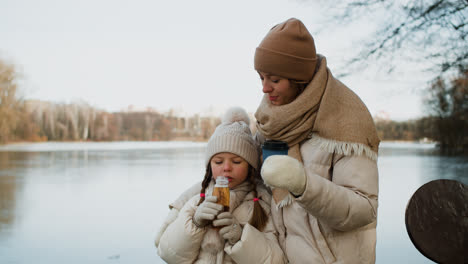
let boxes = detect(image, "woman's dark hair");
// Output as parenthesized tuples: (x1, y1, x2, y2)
(290, 79, 308, 95)
(197, 163, 268, 231)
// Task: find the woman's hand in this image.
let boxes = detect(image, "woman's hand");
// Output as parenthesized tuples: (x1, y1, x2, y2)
(213, 212, 242, 245)
(261, 155, 307, 196)
(193, 196, 223, 227)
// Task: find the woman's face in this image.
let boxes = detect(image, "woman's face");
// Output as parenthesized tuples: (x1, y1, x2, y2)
(259, 71, 299, 106)
(211, 152, 249, 189)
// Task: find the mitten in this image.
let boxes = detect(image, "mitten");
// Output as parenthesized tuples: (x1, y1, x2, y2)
(261, 155, 306, 196)
(213, 212, 243, 245)
(193, 196, 223, 227)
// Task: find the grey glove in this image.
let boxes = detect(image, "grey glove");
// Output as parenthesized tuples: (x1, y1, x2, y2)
(193, 196, 223, 227)
(213, 212, 242, 245)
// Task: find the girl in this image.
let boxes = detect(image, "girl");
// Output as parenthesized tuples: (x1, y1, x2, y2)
(155, 107, 285, 264)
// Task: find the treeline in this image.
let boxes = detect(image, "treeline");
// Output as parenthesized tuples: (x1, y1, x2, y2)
(1, 60, 221, 143)
(5, 100, 437, 140)
(376, 70, 467, 154)
(424, 70, 468, 154)
(1, 59, 467, 154)
(9, 100, 442, 144)
(11, 101, 220, 142)
(375, 117, 435, 142)
(7, 100, 465, 154)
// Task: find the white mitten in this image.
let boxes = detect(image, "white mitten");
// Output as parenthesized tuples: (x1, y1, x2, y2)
(193, 196, 224, 227)
(213, 212, 242, 245)
(261, 155, 307, 196)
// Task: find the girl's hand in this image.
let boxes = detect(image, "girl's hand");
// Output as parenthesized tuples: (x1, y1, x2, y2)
(193, 196, 223, 227)
(213, 212, 242, 245)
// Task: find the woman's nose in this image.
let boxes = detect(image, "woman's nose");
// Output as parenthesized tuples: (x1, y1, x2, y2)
(262, 81, 273, 93)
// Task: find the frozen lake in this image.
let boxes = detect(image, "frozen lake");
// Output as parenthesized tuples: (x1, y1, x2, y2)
(0, 141, 466, 263)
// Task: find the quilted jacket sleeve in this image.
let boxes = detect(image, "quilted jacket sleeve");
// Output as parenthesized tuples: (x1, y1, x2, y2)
(154, 207, 179, 247)
(158, 196, 207, 263)
(296, 154, 378, 231)
(225, 222, 287, 264)
(169, 181, 202, 210)
(155, 182, 202, 248)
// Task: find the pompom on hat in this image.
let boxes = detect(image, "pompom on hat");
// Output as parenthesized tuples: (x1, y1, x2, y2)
(254, 18, 317, 81)
(205, 107, 259, 170)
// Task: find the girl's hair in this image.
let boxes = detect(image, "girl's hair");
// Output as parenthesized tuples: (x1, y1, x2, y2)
(197, 165, 213, 206)
(197, 163, 268, 231)
(247, 166, 268, 231)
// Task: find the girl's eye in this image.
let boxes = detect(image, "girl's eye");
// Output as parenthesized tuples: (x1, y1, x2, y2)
(272, 79, 280, 83)
(233, 160, 242, 164)
(214, 161, 223, 165)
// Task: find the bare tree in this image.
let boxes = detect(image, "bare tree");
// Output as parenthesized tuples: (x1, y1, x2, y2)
(316, 0, 467, 80)
(0, 60, 22, 143)
(424, 70, 468, 153)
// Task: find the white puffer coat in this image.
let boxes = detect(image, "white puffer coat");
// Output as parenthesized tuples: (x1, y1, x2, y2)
(155, 180, 286, 264)
(264, 134, 379, 264)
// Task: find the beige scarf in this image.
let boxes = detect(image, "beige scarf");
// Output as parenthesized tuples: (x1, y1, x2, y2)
(255, 55, 380, 204)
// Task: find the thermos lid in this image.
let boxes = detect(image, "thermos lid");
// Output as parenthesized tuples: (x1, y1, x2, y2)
(261, 140, 289, 151)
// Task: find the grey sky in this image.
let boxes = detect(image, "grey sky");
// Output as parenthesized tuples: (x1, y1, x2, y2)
(1, 0, 427, 120)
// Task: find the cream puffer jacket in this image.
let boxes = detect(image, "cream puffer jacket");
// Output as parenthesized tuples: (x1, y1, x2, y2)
(266, 134, 379, 264)
(161, 135, 378, 264)
(155, 180, 286, 264)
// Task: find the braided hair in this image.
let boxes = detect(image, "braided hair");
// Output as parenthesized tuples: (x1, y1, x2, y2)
(197, 165, 213, 206)
(247, 166, 268, 231)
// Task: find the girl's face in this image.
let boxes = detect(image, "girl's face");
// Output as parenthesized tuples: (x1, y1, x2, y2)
(258, 71, 299, 106)
(210, 152, 249, 189)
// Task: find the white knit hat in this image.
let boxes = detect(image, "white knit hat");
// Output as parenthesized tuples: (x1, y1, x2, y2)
(205, 107, 259, 170)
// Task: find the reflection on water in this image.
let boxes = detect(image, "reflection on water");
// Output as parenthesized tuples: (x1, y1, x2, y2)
(0, 142, 466, 264)
(0, 173, 16, 232)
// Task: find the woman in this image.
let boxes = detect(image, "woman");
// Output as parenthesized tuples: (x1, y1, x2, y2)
(254, 18, 380, 264)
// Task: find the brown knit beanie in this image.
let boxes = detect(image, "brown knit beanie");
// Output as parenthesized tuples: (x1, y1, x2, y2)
(254, 18, 317, 81)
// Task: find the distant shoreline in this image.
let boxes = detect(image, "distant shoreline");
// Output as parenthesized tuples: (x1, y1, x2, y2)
(0, 140, 437, 153)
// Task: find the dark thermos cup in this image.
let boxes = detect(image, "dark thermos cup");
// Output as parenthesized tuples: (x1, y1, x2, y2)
(261, 140, 289, 160)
